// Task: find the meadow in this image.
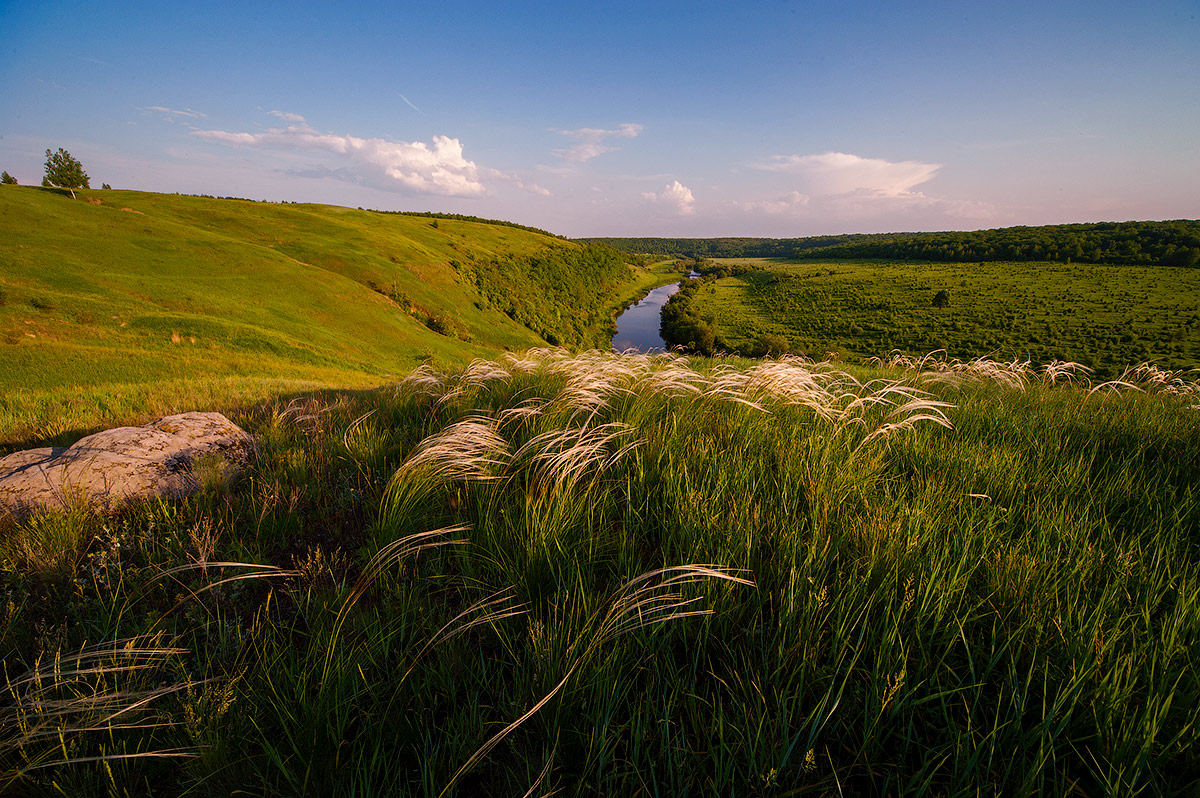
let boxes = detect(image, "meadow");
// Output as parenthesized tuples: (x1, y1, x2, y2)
(0, 186, 674, 448)
(3, 349, 1198, 795)
(3, 189, 1199, 794)
(666, 258, 1200, 376)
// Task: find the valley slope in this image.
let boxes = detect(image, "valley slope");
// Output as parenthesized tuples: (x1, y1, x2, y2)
(0, 186, 660, 446)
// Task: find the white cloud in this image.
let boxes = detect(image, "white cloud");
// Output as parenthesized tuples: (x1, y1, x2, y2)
(754, 151, 940, 198)
(398, 93, 424, 116)
(642, 180, 695, 215)
(268, 110, 306, 123)
(552, 123, 643, 162)
(142, 106, 208, 121)
(740, 191, 810, 214)
(192, 117, 485, 197)
(485, 168, 551, 197)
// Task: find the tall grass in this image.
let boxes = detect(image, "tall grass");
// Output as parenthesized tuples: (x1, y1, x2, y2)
(2, 350, 1197, 795)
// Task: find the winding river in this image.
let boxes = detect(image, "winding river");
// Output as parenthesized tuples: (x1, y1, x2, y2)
(610, 281, 682, 353)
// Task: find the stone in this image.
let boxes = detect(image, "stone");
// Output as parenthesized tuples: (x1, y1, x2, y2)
(0, 412, 254, 516)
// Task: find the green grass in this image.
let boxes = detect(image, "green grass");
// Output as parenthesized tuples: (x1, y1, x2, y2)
(685, 258, 1200, 376)
(0, 187, 651, 399)
(3, 350, 1197, 795)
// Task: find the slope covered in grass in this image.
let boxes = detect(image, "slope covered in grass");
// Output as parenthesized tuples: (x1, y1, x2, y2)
(0, 186, 641, 399)
(2, 350, 1198, 795)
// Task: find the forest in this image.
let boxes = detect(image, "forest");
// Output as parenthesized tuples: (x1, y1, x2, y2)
(466, 242, 634, 348)
(590, 219, 1200, 267)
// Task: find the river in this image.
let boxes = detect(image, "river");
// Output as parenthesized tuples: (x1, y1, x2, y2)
(610, 281, 683, 353)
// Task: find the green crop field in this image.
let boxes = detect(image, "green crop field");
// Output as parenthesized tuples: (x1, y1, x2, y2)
(664, 258, 1200, 376)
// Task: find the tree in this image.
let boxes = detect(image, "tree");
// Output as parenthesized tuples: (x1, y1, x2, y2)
(0, 171, 16, 185)
(932, 289, 950, 308)
(42, 148, 89, 198)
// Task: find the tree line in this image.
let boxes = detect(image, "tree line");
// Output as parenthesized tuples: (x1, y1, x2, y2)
(588, 220, 1200, 267)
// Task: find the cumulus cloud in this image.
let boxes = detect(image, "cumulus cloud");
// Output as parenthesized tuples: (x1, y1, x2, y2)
(552, 123, 643, 162)
(754, 151, 940, 198)
(642, 180, 696, 215)
(192, 117, 485, 197)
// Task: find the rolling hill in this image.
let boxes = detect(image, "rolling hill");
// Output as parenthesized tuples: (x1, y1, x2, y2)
(0, 186, 646, 394)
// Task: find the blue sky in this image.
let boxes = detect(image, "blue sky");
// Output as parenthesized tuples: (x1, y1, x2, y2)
(2, 0, 1197, 237)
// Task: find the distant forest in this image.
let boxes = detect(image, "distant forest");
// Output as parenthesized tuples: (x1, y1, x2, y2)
(586, 220, 1200, 267)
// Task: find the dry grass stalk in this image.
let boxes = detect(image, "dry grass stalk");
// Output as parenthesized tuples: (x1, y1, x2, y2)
(2, 639, 193, 782)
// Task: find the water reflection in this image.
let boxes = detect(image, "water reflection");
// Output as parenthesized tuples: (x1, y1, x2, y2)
(611, 282, 682, 352)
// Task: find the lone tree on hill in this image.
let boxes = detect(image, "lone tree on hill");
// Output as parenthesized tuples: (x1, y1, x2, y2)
(42, 148, 89, 198)
(1, 171, 16, 185)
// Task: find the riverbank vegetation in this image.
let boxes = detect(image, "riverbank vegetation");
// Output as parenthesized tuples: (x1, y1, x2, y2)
(3, 349, 1198, 795)
(659, 258, 1200, 375)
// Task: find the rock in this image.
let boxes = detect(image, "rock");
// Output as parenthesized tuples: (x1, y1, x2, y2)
(0, 412, 254, 517)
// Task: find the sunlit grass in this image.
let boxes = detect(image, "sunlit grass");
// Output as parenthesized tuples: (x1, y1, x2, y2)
(2, 350, 1198, 795)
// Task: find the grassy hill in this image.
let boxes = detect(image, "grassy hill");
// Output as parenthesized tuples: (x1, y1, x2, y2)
(0, 186, 664, 448)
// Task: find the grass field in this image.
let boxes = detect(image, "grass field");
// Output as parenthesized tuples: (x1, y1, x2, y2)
(686, 258, 1200, 376)
(0, 187, 668, 391)
(3, 188, 1200, 794)
(0, 186, 676, 449)
(2, 350, 1198, 795)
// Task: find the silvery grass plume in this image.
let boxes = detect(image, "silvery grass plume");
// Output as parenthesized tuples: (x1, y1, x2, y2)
(530, 351, 954, 443)
(1039, 360, 1094, 385)
(381, 417, 511, 531)
(496, 399, 547, 432)
(1113, 363, 1200, 398)
(703, 357, 954, 439)
(868, 349, 1036, 390)
(440, 564, 754, 796)
(2, 639, 193, 786)
(395, 363, 450, 400)
(433, 359, 517, 407)
(394, 416, 511, 483)
(508, 422, 641, 493)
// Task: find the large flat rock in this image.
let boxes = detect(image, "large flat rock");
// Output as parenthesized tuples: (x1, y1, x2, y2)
(0, 412, 253, 516)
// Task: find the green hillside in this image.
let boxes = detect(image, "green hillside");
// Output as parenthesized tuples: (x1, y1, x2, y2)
(0, 187, 662, 443)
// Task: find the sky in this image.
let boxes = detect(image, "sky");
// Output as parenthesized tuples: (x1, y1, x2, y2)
(2, 0, 1197, 237)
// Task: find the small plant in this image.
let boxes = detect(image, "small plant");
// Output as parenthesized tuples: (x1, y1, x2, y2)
(756, 332, 789, 357)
